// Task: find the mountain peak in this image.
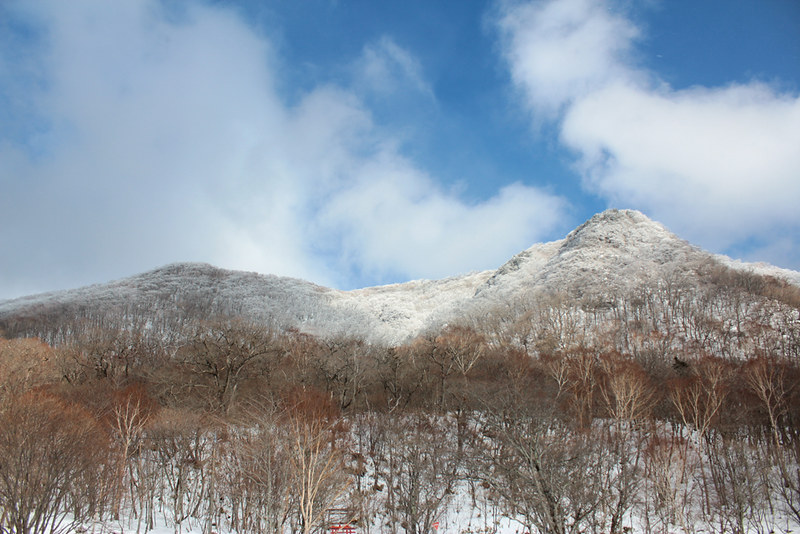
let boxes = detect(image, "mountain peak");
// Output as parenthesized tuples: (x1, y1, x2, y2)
(474, 209, 702, 301)
(579, 208, 651, 225)
(563, 209, 675, 249)
(557, 209, 696, 267)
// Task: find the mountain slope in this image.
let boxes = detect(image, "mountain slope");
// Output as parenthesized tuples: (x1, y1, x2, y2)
(1, 209, 797, 344)
(476, 209, 705, 299)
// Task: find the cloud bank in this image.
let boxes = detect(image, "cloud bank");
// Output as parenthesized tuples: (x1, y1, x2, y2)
(0, 0, 566, 297)
(498, 0, 800, 263)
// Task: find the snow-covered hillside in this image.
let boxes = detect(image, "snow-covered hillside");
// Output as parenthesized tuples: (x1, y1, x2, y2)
(1, 209, 797, 344)
(475, 209, 703, 300)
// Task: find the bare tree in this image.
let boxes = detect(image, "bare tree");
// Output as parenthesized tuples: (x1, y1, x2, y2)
(315, 337, 372, 411)
(0, 392, 109, 534)
(379, 413, 461, 534)
(598, 353, 656, 424)
(373, 345, 426, 412)
(107, 384, 159, 521)
(147, 407, 211, 531)
(286, 389, 352, 534)
(669, 357, 730, 440)
(553, 348, 600, 429)
(224, 402, 294, 534)
(640, 427, 701, 533)
(702, 432, 775, 534)
(474, 396, 611, 534)
(63, 326, 161, 385)
(596, 354, 655, 533)
(744, 356, 793, 446)
(743, 356, 800, 524)
(179, 320, 279, 414)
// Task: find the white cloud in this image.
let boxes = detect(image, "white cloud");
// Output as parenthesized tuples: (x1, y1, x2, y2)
(0, 0, 567, 297)
(497, 0, 800, 266)
(497, 0, 641, 116)
(562, 82, 800, 245)
(318, 153, 566, 281)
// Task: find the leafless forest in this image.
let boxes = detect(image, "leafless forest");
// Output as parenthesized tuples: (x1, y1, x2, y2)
(1, 263, 800, 534)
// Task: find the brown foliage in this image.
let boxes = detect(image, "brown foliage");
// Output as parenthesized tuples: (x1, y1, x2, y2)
(0, 337, 62, 398)
(0, 391, 110, 534)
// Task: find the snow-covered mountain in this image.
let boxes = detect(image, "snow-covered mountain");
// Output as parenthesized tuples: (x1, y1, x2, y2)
(2, 209, 798, 344)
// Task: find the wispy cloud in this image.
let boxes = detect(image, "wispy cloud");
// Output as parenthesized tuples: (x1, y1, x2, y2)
(354, 36, 435, 100)
(497, 0, 800, 266)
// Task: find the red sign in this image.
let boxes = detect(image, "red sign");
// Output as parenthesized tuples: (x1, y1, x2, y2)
(330, 525, 356, 534)
(433, 522, 440, 530)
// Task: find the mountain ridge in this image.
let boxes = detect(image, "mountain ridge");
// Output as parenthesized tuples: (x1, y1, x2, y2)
(2, 209, 798, 344)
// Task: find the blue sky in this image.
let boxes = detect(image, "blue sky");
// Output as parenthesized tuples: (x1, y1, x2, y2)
(1, 0, 799, 299)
